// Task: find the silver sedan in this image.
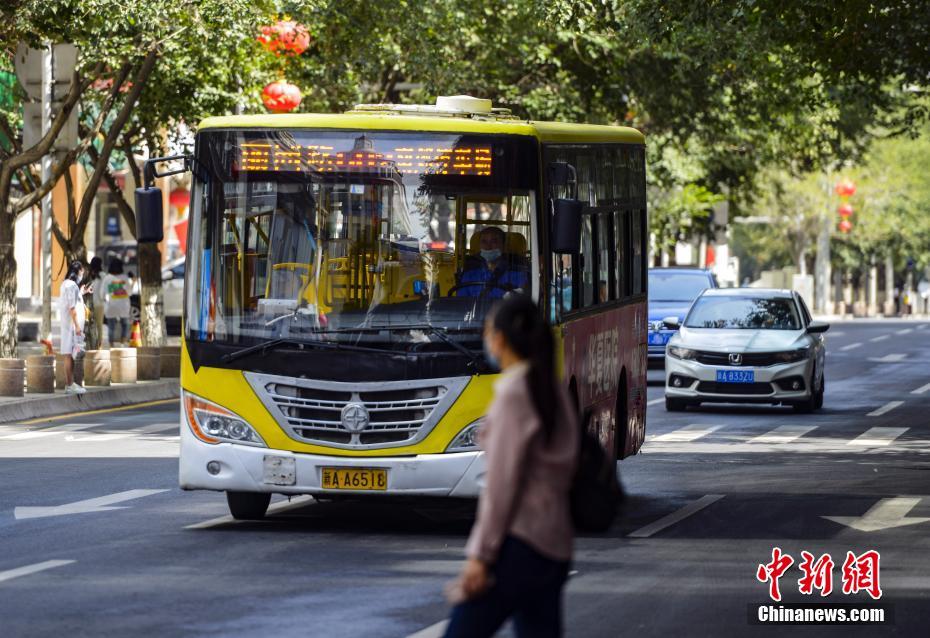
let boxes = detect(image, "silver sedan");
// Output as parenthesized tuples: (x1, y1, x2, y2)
(663, 288, 828, 412)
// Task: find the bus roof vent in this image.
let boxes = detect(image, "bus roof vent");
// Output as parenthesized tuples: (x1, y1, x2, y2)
(348, 95, 518, 120)
(435, 95, 492, 114)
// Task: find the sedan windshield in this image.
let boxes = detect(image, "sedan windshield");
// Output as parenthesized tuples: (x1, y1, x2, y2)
(684, 296, 801, 330)
(186, 130, 538, 350)
(648, 271, 712, 302)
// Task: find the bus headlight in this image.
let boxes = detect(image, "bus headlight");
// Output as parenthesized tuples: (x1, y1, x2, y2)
(183, 392, 266, 447)
(446, 419, 483, 452)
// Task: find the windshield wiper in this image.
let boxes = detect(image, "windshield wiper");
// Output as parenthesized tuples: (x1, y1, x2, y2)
(220, 337, 400, 363)
(313, 324, 490, 372)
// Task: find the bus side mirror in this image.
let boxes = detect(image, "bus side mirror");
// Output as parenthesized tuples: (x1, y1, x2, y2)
(134, 154, 191, 244)
(135, 186, 164, 244)
(551, 199, 583, 254)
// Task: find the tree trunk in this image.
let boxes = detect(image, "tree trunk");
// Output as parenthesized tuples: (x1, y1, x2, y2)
(0, 220, 17, 358)
(139, 242, 165, 347)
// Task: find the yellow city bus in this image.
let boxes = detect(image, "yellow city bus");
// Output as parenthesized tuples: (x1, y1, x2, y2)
(136, 96, 648, 519)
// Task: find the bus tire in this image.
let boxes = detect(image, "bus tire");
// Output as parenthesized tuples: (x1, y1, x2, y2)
(226, 491, 271, 520)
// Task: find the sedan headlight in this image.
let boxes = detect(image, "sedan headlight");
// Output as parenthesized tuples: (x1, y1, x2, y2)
(446, 419, 483, 452)
(773, 348, 811, 364)
(183, 392, 266, 447)
(667, 345, 698, 360)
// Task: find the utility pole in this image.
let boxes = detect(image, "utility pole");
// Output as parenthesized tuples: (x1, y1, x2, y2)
(814, 171, 833, 315)
(39, 44, 53, 344)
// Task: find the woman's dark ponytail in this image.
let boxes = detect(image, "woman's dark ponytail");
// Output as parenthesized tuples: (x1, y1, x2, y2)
(491, 294, 558, 443)
(65, 259, 84, 284)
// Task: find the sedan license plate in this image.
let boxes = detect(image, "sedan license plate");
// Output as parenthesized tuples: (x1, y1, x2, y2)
(716, 369, 755, 383)
(321, 467, 387, 491)
(648, 332, 670, 346)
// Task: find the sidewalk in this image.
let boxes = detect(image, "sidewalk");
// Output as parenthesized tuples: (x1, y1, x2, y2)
(0, 379, 180, 424)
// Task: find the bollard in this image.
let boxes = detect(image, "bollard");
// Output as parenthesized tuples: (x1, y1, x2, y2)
(0, 358, 25, 397)
(160, 346, 181, 378)
(83, 350, 112, 387)
(25, 355, 55, 393)
(137, 346, 161, 381)
(111, 348, 137, 384)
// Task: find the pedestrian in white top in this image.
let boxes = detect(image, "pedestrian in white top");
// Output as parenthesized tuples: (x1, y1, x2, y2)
(102, 258, 131, 346)
(58, 260, 90, 394)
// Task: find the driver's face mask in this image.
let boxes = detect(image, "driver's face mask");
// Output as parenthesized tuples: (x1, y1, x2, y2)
(480, 249, 502, 263)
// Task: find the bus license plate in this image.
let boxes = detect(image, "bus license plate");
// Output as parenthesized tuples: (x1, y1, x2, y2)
(321, 467, 387, 491)
(716, 369, 754, 383)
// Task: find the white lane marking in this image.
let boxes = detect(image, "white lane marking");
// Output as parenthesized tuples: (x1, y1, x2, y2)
(407, 620, 449, 638)
(647, 397, 664, 406)
(840, 342, 862, 351)
(868, 353, 907, 363)
(870, 334, 890, 342)
(823, 497, 930, 532)
(628, 494, 725, 538)
(0, 431, 60, 440)
(66, 433, 132, 442)
(866, 401, 905, 417)
(750, 425, 817, 444)
(849, 427, 908, 446)
(0, 422, 103, 440)
(896, 328, 913, 335)
(911, 383, 930, 395)
(185, 495, 314, 529)
(14, 489, 170, 520)
(918, 324, 928, 330)
(652, 425, 722, 442)
(0, 560, 75, 584)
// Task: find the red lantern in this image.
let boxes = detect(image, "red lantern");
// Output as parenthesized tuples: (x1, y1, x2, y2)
(169, 188, 190, 210)
(262, 80, 302, 113)
(257, 20, 311, 57)
(838, 203, 853, 218)
(834, 179, 856, 198)
(838, 219, 852, 233)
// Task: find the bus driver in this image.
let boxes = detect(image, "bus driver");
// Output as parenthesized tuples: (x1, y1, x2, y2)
(456, 226, 528, 298)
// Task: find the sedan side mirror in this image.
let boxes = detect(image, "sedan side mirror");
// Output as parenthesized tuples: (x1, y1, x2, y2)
(662, 316, 681, 330)
(807, 321, 830, 334)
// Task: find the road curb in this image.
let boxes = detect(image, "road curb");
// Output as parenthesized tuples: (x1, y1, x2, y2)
(0, 379, 180, 423)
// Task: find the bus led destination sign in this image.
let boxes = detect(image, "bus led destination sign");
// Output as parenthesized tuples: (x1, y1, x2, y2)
(235, 143, 493, 176)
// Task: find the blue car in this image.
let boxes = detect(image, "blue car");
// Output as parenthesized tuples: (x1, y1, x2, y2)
(647, 268, 717, 365)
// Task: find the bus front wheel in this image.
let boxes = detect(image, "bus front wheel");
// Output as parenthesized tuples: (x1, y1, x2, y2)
(226, 491, 271, 520)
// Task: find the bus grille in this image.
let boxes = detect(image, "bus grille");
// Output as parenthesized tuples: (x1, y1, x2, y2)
(244, 373, 470, 450)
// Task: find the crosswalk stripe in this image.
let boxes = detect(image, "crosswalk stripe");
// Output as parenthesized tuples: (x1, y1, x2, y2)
(911, 383, 930, 395)
(848, 427, 908, 447)
(867, 401, 904, 417)
(749, 425, 816, 444)
(652, 425, 722, 442)
(840, 342, 862, 351)
(870, 334, 890, 342)
(896, 328, 913, 335)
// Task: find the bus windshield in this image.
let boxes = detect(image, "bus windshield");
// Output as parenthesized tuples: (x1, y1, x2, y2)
(187, 130, 539, 350)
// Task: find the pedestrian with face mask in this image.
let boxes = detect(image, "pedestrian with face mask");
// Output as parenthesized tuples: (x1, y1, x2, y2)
(444, 294, 579, 638)
(59, 259, 90, 394)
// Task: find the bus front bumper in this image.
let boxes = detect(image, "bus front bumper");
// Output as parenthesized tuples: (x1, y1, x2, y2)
(179, 426, 485, 498)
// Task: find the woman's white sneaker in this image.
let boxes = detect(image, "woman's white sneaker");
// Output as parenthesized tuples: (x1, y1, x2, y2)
(65, 383, 87, 394)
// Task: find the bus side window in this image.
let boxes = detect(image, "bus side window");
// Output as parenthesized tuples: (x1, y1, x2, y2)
(579, 215, 595, 307)
(631, 209, 645, 295)
(614, 210, 628, 299)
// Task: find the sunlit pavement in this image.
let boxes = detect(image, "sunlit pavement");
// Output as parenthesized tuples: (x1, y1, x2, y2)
(1, 320, 929, 637)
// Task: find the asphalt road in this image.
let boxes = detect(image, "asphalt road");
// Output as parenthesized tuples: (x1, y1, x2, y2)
(1, 319, 929, 637)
